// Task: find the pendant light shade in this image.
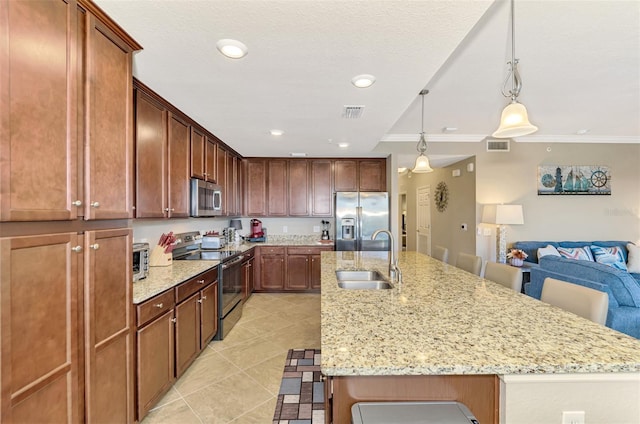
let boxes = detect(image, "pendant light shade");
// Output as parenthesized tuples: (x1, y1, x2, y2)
(492, 0, 538, 138)
(492, 101, 538, 138)
(412, 90, 434, 173)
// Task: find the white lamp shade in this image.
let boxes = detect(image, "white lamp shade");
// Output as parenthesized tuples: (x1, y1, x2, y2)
(412, 154, 433, 173)
(482, 204, 524, 225)
(492, 102, 538, 138)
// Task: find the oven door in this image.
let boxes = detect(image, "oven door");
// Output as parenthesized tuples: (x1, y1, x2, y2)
(220, 255, 243, 316)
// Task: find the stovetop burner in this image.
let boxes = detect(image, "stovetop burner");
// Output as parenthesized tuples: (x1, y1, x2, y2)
(176, 249, 242, 261)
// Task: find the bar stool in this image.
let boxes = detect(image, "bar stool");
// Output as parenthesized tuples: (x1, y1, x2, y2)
(541, 277, 608, 325)
(432, 245, 449, 263)
(455, 253, 482, 276)
(484, 262, 523, 292)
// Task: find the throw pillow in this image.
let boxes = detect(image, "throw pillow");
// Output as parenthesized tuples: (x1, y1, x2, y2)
(590, 245, 628, 271)
(537, 244, 561, 260)
(556, 246, 594, 261)
(627, 243, 640, 273)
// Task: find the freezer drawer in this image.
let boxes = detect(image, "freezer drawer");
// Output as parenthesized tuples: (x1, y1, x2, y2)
(351, 401, 478, 424)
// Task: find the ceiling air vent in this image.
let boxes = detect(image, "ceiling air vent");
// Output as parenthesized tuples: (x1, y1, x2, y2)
(485, 137, 511, 152)
(342, 105, 365, 119)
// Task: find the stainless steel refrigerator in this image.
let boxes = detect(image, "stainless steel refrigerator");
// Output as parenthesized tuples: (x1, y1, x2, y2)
(335, 192, 389, 251)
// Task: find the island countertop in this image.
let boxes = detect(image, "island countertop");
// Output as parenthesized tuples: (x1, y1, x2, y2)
(320, 251, 640, 376)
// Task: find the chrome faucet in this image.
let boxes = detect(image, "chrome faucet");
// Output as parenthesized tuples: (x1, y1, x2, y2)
(372, 229, 401, 284)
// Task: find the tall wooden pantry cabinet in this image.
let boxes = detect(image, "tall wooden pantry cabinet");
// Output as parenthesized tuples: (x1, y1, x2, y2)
(0, 1, 141, 423)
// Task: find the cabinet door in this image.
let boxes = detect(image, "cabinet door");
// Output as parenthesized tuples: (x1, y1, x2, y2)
(136, 309, 174, 421)
(175, 293, 201, 377)
(311, 160, 333, 216)
(334, 160, 358, 192)
(204, 136, 217, 182)
(199, 283, 218, 349)
(190, 127, 205, 179)
(85, 15, 134, 220)
(310, 254, 323, 289)
(267, 160, 287, 216)
(84, 228, 133, 423)
(286, 255, 310, 290)
(135, 90, 167, 218)
(245, 159, 267, 216)
(167, 114, 190, 218)
(227, 153, 237, 216)
(216, 145, 227, 215)
(359, 159, 386, 192)
(288, 160, 310, 216)
(1, 0, 78, 221)
(0, 233, 80, 423)
(259, 254, 285, 290)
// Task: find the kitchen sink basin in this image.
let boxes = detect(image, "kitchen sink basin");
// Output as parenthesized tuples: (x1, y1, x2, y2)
(337, 280, 392, 290)
(335, 270, 392, 290)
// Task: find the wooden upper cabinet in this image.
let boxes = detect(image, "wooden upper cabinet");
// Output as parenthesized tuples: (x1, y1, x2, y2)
(311, 160, 333, 216)
(288, 160, 310, 216)
(359, 159, 386, 192)
(216, 145, 227, 215)
(84, 14, 135, 220)
(167, 114, 190, 218)
(0, 232, 81, 423)
(227, 153, 238, 216)
(267, 160, 287, 216)
(1, 0, 78, 221)
(190, 127, 205, 180)
(334, 160, 358, 192)
(245, 159, 267, 216)
(135, 90, 167, 219)
(204, 136, 217, 183)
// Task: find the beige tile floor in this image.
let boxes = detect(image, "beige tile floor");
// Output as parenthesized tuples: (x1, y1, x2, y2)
(142, 293, 321, 424)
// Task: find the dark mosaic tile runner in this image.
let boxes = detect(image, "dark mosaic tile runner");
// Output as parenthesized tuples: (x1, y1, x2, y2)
(273, 349, 325, 424)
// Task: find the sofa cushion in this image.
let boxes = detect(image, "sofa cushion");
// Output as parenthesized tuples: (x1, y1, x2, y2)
(557, 246, 594, 261)
(537, 244, 561, 260)
(514, 241, 630, 264)
(628, 243, 640, 273)
(590, 245, 628, 271)
(539, 255, 640, 307)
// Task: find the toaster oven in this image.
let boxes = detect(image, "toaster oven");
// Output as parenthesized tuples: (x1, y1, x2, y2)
(133, 242, 150, 281)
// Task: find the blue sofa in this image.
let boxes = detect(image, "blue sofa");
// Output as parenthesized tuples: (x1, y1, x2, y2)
(513, 241, 640, 338)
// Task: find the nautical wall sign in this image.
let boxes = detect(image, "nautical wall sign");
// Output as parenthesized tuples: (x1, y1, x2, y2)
(537, 165, 611, 195)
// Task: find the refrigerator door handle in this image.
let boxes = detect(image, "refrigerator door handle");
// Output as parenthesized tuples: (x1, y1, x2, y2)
(356, 206, 362, 250)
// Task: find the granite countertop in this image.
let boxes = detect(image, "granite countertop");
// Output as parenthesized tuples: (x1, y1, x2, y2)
(133, 236, 334, 304)
(320, 251, 640, 377)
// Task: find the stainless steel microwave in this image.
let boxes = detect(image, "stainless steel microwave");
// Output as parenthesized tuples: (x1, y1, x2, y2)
(190, 178, 222, 217)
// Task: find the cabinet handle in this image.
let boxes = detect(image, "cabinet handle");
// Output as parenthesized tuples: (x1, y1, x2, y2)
(90, 243, 99, 250)
(171, 318, 177, 323)
(154, 303, 164, 308)
(197, 279, 205, 284)
(72, 200, 82, 206)
(197, 299, 203, 304)
(202, 295, 207, 300)
(71, 245, 82, 253)
(90, 201, 100, 208)
(165, 207, 175, 212)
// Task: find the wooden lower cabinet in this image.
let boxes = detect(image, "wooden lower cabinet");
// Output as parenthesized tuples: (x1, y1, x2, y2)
(242, 250, 255, 302)
(135, 269, 218, 421)
(254, 246, 332, 292)
(326, 375, 499, 424)
(255, 247, 286, 290)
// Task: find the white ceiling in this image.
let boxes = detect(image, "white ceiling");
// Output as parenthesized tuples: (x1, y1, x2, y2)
(96, 0, 640, 169)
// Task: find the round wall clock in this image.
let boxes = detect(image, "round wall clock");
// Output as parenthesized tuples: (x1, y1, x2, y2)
(434, 181, 449, 212)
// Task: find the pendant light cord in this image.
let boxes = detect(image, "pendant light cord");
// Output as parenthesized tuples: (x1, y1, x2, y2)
(417, 89, 429, 154)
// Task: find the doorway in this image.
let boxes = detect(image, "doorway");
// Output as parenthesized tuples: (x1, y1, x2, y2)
(416, 185, 431, 255)
(399, 193, 407, 251)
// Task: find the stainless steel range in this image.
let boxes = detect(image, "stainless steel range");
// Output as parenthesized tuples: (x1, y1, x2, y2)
(172, 231, 244, 339)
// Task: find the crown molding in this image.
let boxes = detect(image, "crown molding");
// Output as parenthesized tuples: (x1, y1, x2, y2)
(381, 133, 640, 144)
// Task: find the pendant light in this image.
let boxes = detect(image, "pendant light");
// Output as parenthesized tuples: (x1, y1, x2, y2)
(412, 89, 433, 173)
(492, 0, 538, 138)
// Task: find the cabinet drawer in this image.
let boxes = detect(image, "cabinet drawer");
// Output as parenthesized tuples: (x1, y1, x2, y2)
(260, 246, 285, 255)
(287, 246, 333, 255)
(137, 290, 175, 327)
(176, 267, 218, 303)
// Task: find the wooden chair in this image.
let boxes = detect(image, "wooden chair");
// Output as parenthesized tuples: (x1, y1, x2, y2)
(432, 246, 449, 263)
(541, 277, 608, 325)
(455, 253, 482, 276)
(484, 262, 523, 293)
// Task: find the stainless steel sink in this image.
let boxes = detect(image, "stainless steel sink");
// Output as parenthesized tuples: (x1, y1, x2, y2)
(335, 270, 392, 290)
(335, 270, 387, 281)
(337, 280, 392, 290)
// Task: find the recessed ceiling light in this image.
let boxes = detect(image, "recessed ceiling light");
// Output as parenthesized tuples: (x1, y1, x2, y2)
(216, 39, 248, 59)
(351, 74, 376, 88)
(290, 152, 307, 157)
(442, 127, 458, 133)
(338, 142, 349, 148)
(576, 129, 590, 135)
(270, 129, 284, 136)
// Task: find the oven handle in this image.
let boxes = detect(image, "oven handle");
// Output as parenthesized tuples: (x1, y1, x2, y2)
(221, 255, 244, 269)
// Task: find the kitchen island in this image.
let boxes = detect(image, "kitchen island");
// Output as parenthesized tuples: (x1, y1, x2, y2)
(321, 251, 640, 423)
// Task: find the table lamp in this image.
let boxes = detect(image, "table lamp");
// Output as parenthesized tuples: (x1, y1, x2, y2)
(229, 219, 243, 230)
(482, 204, 524, 263)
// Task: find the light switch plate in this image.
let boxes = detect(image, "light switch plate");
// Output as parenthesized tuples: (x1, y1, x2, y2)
(562, 411, 585, 424)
